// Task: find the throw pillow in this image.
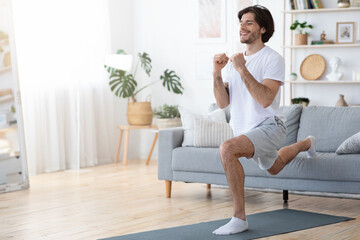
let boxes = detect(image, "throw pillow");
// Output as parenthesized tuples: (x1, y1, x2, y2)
(178, 106, 227, 147)
(279, 104, 303, 148)
(335, 131, 360, 154)
(208, 103, 231, 123)
(194, 118, 234, 148)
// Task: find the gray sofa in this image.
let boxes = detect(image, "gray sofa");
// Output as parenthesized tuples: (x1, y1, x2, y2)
(158, 105, 360, 201)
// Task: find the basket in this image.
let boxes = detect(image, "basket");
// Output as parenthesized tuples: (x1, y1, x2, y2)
(300, 54, 326, 80)
(127, 101, 153, 125)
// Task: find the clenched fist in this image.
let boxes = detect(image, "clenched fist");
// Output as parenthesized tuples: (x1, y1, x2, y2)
(230, 53, 246, 72)
(213, 53, 229, 73)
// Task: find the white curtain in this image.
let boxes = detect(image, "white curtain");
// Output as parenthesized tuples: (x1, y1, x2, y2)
(12, 0, 115, 175)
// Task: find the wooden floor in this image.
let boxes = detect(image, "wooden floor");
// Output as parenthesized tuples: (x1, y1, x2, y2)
(1, 160, 359, 240)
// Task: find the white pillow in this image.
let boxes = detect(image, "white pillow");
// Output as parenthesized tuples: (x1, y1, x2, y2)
(178, 106, 227, 147)
(194, 118, 234, 148)
(336, 131, 360, 155)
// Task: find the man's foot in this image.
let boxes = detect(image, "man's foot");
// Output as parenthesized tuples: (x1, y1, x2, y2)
(306, 136, 317, 158)
(212, 217, 248, 235)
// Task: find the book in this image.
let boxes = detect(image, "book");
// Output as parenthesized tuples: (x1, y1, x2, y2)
(311, 40, 335, 45)
(304, 0, 309, 9)
(289, 0, 296, 10)
(294, 0, 298, 9)
(308, 0, 314, 9)
(297, 0, 303, 9)
(312, 0, 323, 9)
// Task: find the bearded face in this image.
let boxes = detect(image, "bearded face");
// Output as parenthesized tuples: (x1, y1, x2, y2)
(239, 13, 264, 44)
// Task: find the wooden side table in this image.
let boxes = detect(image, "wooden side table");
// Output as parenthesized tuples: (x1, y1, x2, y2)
(115, 125, 158, 165)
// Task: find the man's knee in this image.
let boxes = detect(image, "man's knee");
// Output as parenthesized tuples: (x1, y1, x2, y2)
(267, 167, 280, 175)
(219, 140, 237, 165)
(219, 141, 232, 160)
(267, 157, 284, 175)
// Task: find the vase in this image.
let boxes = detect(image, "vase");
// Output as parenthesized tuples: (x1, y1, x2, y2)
(337, 0, 350, 8)
(335, 94, 348, 107)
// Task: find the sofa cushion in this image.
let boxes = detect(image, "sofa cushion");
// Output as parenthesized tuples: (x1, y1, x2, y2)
(336, 131, 360, 154)
(194, 119, 233, 148)
(172, 147, 272, 176)
(172, 147, 224, 174)
(279, 104, 303, 147)
(172, 147, 360, 182)
(297, 106, 360, 152)
(274, 152, 360, 182)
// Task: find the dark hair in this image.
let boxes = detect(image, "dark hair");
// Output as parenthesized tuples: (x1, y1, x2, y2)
(238, 5, 274, 43)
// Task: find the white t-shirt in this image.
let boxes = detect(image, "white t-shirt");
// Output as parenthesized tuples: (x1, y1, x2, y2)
(223, 46, 285, 136)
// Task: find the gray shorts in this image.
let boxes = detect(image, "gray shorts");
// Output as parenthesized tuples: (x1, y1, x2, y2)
(243, 116, 287, 170)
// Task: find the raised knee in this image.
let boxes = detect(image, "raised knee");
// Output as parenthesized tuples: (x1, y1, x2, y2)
(219, 141, 233, 160)
(220, 141, 241, 168)
(268, 168, 280, 176)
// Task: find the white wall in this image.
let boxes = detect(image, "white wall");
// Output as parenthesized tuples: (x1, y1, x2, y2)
(108, 0, 140, 161)
(108, 0, 360, 161)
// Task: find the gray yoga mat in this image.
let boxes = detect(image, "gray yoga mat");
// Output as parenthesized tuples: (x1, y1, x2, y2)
(100, 209, 354, 240)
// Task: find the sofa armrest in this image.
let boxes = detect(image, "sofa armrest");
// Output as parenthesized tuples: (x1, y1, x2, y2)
(158, 127, 184, 181)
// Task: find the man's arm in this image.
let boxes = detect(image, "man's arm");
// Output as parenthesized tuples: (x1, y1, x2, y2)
(230, 53, 281, 108)
(213, 53, 230, 109)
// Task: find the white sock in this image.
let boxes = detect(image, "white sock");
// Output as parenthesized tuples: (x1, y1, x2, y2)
(212, 217, 248, 235)
(306, 136, 317, 158)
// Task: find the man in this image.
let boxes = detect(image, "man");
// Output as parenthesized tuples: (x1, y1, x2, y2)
(212, 5, 317, 235)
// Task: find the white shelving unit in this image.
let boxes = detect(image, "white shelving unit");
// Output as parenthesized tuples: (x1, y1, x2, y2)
(283, 43, 360, 49)
(284, 6, 360, 13)
(286, 81, 360, 84)
(282, 2, 360, 104)
(0, 38, 11, 73)
(0, 2, 28, 193)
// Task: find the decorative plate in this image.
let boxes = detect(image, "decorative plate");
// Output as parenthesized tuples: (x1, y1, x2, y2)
(300, 54, 326, 80)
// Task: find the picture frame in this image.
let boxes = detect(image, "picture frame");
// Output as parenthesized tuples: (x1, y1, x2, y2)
(336, 22, 355, 44)
(196, 0, 226, 43)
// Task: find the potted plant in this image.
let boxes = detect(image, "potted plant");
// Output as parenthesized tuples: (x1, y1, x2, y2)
(105, 49, 184, 125)
(153, 104, 182, 129)
(290, 20, 313, 45)
(291, 97, 310, 107)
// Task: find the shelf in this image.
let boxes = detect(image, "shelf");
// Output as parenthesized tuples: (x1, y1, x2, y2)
(286, 80, 360, 84)
(0, 152, 20, 161)
(282, 43, 360, 49)
(284, 7, 360, 14)
(0, 66, 11, 74)
(0, 125, 17, 133)
(0, 38, 9, 47)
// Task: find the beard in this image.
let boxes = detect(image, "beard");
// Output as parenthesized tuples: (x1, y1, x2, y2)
(240, 30, 260, 44)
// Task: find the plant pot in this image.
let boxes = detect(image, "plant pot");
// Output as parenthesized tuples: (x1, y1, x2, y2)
(127, 101, 153, 125)
(295, 34, 308, 45)
(156, 118, 182, 129)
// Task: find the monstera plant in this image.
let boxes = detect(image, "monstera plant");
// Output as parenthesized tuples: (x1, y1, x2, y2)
(105, 49, 184, 125)
(105, 49, 183, 103)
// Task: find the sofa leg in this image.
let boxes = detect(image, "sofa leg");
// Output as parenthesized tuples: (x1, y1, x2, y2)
(283, 190, 288, 203)
(206, 184, 211, 189)
(165, 180, 172, 198)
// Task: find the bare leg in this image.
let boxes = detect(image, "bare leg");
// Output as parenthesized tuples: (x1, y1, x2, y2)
(212, 135, 254, 235)
(268, 137, 314, 175)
